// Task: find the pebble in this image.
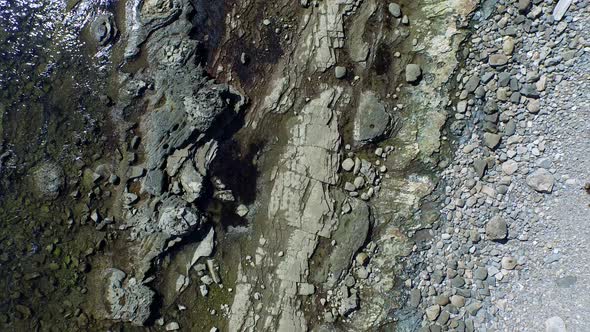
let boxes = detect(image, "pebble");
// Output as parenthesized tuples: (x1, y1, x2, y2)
(405, 64, 422, 83)
(388, 3, 402, 18)
(425, 304, 441, 321)
(545, 316, 567, 332)
(342, 158, 355, 171)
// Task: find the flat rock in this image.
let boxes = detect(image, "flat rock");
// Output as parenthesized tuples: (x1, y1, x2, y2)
(526, 168, 555, 193)
(483, 133, 502, 149)
(489, 54, 508, 67)
(353, 91, 392, 145)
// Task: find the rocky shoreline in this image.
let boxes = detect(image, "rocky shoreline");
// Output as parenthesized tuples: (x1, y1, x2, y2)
(0, 0, 588, 330)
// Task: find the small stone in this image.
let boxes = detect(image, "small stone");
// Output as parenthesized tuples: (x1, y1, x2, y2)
(518, 0, 531, 13)
(545, 316, 566, 332)
(409, 288, 421, 308)
(344, 182, 356, 192)
(486, 216, 508, 241)
(353, 176, 365, 189)
(298, 283, 315, 296)
(435, 295, 449, 306)
(473, 159, 488, 178)
(200, 284, 209, 297)
(388, 3, 401, 17)
(165, 322, 180, 331)
(466, 301, 482, 316)
(489, 54, 508, 67)
(526, 169, 555, 193)
(355, 252, 369, 266)
(108, 174, 120, 185)
(426, 304, 441, 321)
(240, 52, 248, 65)
(474, 267, 488, 280)
(405, 64, 422, 83)
(527, 99, 540, 113)
(128, 166, 145, 179)
(263, 19, 271, 26)
(342, 158, 355, 171)
(503, 37, 515, 55)
(450, 295, 465, 307)
(501, 256, 517, 270)
(236, 204, 249, 217)
(335, 66, 347, 79)
(502, 160, 518, 175)
(483, 133, 502, 149)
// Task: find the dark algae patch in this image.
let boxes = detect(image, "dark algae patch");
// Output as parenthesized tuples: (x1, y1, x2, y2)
(0, 0, 121, 330)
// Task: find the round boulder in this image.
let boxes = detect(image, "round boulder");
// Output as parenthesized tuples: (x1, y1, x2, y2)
(33, 161, 64, 199)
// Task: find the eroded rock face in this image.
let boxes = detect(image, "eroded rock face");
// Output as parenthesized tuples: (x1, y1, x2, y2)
(229, 88, 343, 331)
(314, 195, 371, 288)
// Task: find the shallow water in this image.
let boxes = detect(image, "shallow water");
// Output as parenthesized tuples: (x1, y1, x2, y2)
(0, 0, 116, 329)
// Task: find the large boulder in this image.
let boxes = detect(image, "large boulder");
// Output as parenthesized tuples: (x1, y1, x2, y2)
(353, 91, 392, 145)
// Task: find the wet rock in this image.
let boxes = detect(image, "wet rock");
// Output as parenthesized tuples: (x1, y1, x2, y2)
(90, 14, 118, 46)
(33, 161, 64, 199)
(486, 216, 508, 241)
(103, 268, 154, 326)
(405, 64, 422, 83)
(353, 91, 392, 145)
(526, 169, 555, 193)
